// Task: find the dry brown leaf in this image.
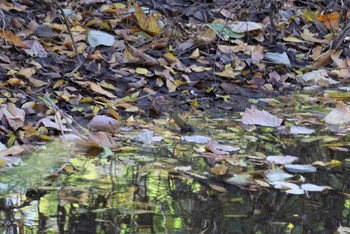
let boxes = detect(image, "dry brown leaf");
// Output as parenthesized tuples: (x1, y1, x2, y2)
(122, 44, 159, 66)
(88, 131, 114, 148)
(134, 2, 162, 36)
(313, 49, 335, 69)
(1, 103, 25, 131)
(300, 29, 329, 44)
(38, 117, 71, 131)
(251, 44, 264, 64)
(76, 81, 117, 98)
(331, 50, 350, 78)
(0, 30, 28, 48)
(0, 145, 25, 157)
(205, 140, 229, 155)
(155, 69, 178, 92)
(87, 115, 120, 132)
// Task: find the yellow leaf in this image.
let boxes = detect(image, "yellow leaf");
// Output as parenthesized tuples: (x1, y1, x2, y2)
(135, 67, 150, 75)
(134, 2, 162, 36)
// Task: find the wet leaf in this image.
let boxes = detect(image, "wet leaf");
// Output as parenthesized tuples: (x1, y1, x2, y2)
(266, 155, 299, 164)
(241, 105, 283, 127)
(132, 130, 154, 144)
(181, 135, 212, 144)
(284, 164, 317, 173)
(290, 126, 315, 135)
(211, 164, 228, 175)
(0, 145, 25, 157)
(301, 183, 332, 192)
(324, 101, 350, 125)
(225, 174, 253, 186)
(265, 168, 294, 182)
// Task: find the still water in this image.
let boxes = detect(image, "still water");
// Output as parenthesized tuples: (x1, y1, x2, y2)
(0, 93, 349, 233)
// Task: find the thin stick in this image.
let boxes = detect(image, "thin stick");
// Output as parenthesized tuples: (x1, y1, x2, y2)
(44, 95, 71, 165)
(0, 9, 8, 45)
(53, 0, 83, 76)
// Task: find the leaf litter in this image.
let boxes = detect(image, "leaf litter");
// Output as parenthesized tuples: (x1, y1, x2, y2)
(0, 0, 349, 224)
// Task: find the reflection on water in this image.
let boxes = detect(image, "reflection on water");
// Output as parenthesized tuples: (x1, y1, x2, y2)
(0, 111, 350, 233)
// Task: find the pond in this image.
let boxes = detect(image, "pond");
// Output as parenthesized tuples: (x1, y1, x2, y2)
(0, 90, 350, 234)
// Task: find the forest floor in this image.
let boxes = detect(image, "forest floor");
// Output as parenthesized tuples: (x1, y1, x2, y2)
(0, 0, 349, 157)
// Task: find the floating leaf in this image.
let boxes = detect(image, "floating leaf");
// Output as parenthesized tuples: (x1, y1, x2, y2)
(225, 174, 253, 186)
(301, 183, 332, 192)
(290, 126, 315, 135)
(265, 168, 294, 182)
(181, 135, 212, 144)
(241, 105, 283, 127)
(266, 155, 299, 165)
(284, 164, 317, 173)
(325, 101, 350, 125)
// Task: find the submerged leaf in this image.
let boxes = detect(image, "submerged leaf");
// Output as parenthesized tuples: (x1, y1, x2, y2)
(132, 130, 154, 144)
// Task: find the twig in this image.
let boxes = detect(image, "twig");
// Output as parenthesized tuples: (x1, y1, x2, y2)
(44, 95, 71, 164)
(53, 0, 83, 76)
(332, 21, 350, 50)
(0, 9, 8, 45)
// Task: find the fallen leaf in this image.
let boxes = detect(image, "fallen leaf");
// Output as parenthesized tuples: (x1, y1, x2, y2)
(1, 103, 25, 131)
(87, 115, 120, 132)
(241, 105, 283, 127)
(284, 164, 317, 173)
(181, 135, 212, 144)
(325, 101, 350, 125)
(88, 30, 115, 47)
(266, 155, 299, 164)
(76, 81, 117, 98)
(134, 2, 162, 36)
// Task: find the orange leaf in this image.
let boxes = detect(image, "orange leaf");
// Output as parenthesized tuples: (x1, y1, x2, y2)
(0, 30, 27, 48)
(317, 12, 339, 29)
